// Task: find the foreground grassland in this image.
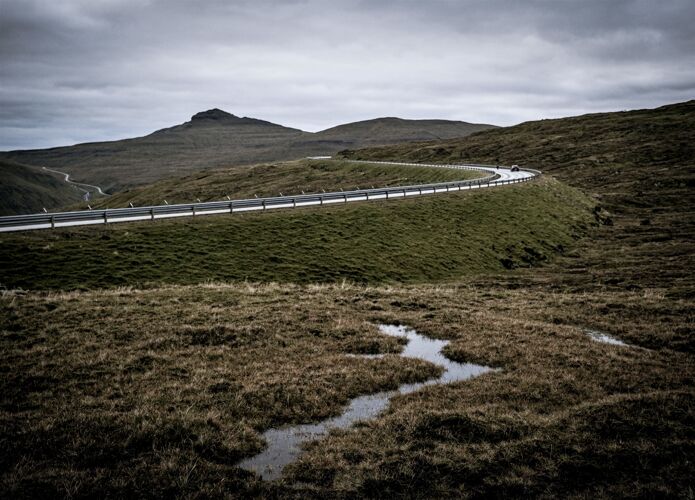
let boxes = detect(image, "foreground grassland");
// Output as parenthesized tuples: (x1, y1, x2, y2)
(1, 282, 692, 498)
(0, 178, 594, 290)
(74, 159, 484, 210)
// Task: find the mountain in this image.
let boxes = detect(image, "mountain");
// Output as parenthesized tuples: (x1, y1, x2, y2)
(0, 159, 84, 215)
(0, 110, 495, 197)
(1, 109, 306, 194)
(311, 117, 493, 146)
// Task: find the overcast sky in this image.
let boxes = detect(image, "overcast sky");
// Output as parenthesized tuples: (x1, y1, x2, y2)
(1, 0, 694, 150)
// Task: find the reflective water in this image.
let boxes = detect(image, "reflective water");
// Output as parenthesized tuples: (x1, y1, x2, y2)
(585, 328, 628, 346)
(237, 324, 494, 480)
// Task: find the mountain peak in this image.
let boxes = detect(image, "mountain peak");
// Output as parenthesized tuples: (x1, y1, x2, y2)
(188, 108, 288, 128)
(191, 108, 239, 121)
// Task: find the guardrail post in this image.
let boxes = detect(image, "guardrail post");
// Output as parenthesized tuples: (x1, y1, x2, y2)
(262, 200, 266, 210)
(344, 194, 347, 203)
(402, 189, 406, 197)
(192, 205, 196, 216)
(104, 212, 108, 224)
(151, 208, 155, 221)
(230, 202, 233, 214)
(293, 198, 296, 208)
(50, 215, 55, 229)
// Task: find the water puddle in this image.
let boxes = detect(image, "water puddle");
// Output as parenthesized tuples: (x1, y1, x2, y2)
(344, 353, 386, 359)
(585, 328, 629, 346)
(237, 324, 494, 480)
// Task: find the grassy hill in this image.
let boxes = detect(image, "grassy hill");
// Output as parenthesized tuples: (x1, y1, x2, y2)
(0, 109, 494, 197)
(341, 100, 695, 296)
(306, 116, 494, 147)
(74, 158, 485, 210)
(0, 177, 594, 290)
(0, 159, 83, 215)
(340, 101, 694, 214)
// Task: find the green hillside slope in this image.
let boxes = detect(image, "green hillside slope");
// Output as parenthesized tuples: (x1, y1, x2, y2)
(0, 178, 594, 290)
(1, 110, 305, 193)
(0, 159, 83, 215)
(76, 159, 485, 210)
(341, 101, 694, 212)
(341, 100, 695, 295)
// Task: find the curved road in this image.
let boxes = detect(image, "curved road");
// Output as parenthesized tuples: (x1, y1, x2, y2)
(42, 166, 110, 196)
(0, 160, 538, 232)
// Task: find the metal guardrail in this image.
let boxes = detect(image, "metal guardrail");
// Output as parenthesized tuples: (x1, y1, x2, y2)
(0, 161, 540, 232)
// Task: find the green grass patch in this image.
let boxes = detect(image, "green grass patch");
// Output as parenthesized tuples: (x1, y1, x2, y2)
(0, 178, 595, 290)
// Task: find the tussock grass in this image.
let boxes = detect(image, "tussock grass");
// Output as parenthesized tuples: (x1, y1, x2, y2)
(0, 282, 691, 497)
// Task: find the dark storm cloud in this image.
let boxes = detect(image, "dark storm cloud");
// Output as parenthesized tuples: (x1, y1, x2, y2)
(1, 0, 693, 149)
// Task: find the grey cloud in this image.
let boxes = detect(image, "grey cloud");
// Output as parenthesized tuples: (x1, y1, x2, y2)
(0, 0, 693, 150)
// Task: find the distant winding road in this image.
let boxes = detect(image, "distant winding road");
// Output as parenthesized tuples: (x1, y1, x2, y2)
(0, 160, 539, 232)
(42, 166, 110, 197)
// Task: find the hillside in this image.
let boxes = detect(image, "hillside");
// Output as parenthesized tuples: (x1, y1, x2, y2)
(0, 159, 83, 215)
(0, 110, 495, 198)
(340, 101, 694, 212)
(0, 178, 593, 289)
(74, 158, 484, 210)
(300, 117, 494, 148)
(0, 109, 305, 194)
(341, 100, 695, 296)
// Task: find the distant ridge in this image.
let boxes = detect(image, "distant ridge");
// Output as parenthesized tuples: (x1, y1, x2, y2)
(313, 116, 496, 145)
(0, 110, 494, 196)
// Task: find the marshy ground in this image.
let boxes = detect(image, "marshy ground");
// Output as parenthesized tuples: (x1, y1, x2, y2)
(1, 279, 691, 497)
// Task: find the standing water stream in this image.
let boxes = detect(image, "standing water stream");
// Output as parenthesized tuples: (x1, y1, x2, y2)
(237, 324, 495, 480)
